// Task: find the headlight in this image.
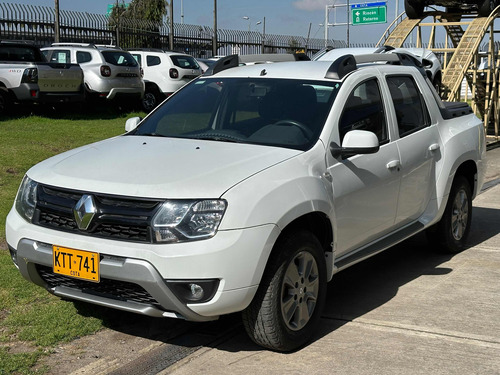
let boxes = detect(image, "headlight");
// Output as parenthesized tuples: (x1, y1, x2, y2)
(15, 176, 38, 222)
(152, 199, 226, 243)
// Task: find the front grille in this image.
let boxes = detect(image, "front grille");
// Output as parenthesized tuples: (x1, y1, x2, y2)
(37, 265, 163, 308)
(34, 185, 161, 243)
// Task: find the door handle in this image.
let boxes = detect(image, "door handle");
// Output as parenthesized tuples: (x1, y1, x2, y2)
(386, 160, 401, 170)
(428, 143, 440, 152)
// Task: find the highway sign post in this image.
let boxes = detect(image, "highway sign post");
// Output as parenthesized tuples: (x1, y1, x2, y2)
(352, 2, 387, 26)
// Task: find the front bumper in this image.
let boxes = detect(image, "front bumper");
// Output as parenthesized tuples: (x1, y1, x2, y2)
(6, 208, 279, 321)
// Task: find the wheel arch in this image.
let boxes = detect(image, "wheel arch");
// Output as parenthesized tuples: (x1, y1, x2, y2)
(144, 80, 161, 93)
(455, 159, 478, 197)
(272, 211, 335, 281)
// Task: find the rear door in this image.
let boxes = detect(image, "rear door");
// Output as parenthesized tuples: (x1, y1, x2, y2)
(386, 74, 441, 225)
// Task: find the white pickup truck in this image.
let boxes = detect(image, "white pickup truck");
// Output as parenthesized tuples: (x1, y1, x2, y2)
(0, 41, 84, 114)
(6, 52, 486, 351)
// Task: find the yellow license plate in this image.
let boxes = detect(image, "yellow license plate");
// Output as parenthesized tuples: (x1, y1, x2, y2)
(53, 246, 100, 283)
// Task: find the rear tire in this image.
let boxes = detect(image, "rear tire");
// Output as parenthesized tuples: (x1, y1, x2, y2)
(242, 231, 327, 352)
(0, 88, 10, 115)
(427, 175, 472, 253)
(405, 0, 424, 19)
(478, 0, 495, 17)
(142, 87, 164, 112)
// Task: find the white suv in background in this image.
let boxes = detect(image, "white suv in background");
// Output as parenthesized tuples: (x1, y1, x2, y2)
(129, 49, 202, 112)
(41, 43, 144, 102)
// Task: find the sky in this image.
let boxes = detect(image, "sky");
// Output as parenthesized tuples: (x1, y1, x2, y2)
(3, 0, 421, 44)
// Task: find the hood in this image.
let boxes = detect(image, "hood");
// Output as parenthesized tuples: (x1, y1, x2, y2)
(27, 135, 300, 198)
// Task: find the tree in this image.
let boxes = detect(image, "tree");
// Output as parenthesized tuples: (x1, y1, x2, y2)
(127, 0, 168, 24)
(109, 0, 168, 48)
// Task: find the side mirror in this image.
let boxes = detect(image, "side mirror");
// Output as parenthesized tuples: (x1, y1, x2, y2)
(330, 130, 380, 158)
(422, 58, 434, 69)
(125, 117, 142, 132)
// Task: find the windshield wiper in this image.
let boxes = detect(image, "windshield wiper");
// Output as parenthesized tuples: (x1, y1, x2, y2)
(189, 132, 244, 143)
(135, 132, 168, 137)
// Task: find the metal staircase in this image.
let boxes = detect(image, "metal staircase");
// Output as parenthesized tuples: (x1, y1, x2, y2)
(377, 8, 500, 141)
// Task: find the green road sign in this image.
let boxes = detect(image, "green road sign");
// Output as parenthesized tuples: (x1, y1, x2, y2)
(352, 5, 387, 25)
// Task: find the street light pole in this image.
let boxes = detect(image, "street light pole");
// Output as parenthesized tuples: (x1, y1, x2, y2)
(169, 0, 174, 50)
(213, 0, 218, 57)
(54, 0, 60, 42)
(243, 16, 250, 31)
(181, 0, 184, 24)
(262, 17, 266, 53)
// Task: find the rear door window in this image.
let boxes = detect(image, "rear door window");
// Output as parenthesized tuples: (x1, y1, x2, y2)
(387, 75, 431, 137)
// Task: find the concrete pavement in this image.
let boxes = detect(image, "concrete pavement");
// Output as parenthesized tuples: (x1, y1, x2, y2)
(161, 146, 500, 375)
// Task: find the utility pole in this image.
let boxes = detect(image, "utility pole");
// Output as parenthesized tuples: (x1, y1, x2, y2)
(54, 0, 60, 42)
(347, 0, 350, 47)
(213, 0, 218, 57)
(169, 0, 174, 50)
(261, 16, 266, 53)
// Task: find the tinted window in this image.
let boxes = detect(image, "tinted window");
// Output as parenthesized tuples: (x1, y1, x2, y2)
(132, 78, 341, 151)
(147, 55, 161, 67)
(76, 51, 92, 63)
(387, 75, 431, 137)
(170, 55, 200, 69)
(101, 51, 138, 67)
(0, 46, 43, 62)
(339, 79, 388, 144)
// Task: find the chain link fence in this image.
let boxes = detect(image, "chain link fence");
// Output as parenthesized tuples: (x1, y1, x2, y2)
(0, 3, 347, 57)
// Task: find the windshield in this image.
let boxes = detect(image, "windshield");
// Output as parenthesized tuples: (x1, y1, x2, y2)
(132, 78, 341, 151)
(170, 55, 200, 70)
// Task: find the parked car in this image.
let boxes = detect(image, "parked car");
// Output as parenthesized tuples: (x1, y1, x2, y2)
(6, 52, 486, 352)
(313, 46, 442, 93)
(196, 58, 215, 74)
(41, 43, 144, 102)
(405, 0, 499, 18)
(0, 41, 84, 114)
(129, 49, 202, 112)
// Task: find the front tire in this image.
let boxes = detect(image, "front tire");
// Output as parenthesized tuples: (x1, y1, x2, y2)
(405, 0, 424, 19)
(427, 175, 473, 253)
(242, 231, 327, 352)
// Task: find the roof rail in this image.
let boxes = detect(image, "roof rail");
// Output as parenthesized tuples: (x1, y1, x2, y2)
(204, 53, 310, 76)
(95, 44, 122, 50)
(127, 48, 165, 53)
(239, 53, 310, 64)
(204, 54, 239, 76)
(52, 42, 95, 48)
(325, 54, 357, 80)
(325, 52, 427, 80)
(1, 40, 35, 45)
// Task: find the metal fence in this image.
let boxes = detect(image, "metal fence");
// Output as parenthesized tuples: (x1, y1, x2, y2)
(0, 3, 347, 57)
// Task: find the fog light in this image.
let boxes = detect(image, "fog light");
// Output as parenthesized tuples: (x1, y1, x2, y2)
(8, 245, 19, 269)
(167, 279, 219, 304)
(190, 283, 204, 300)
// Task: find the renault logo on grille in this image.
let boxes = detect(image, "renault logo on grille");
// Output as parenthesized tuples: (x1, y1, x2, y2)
(74, 195, 97, 230)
